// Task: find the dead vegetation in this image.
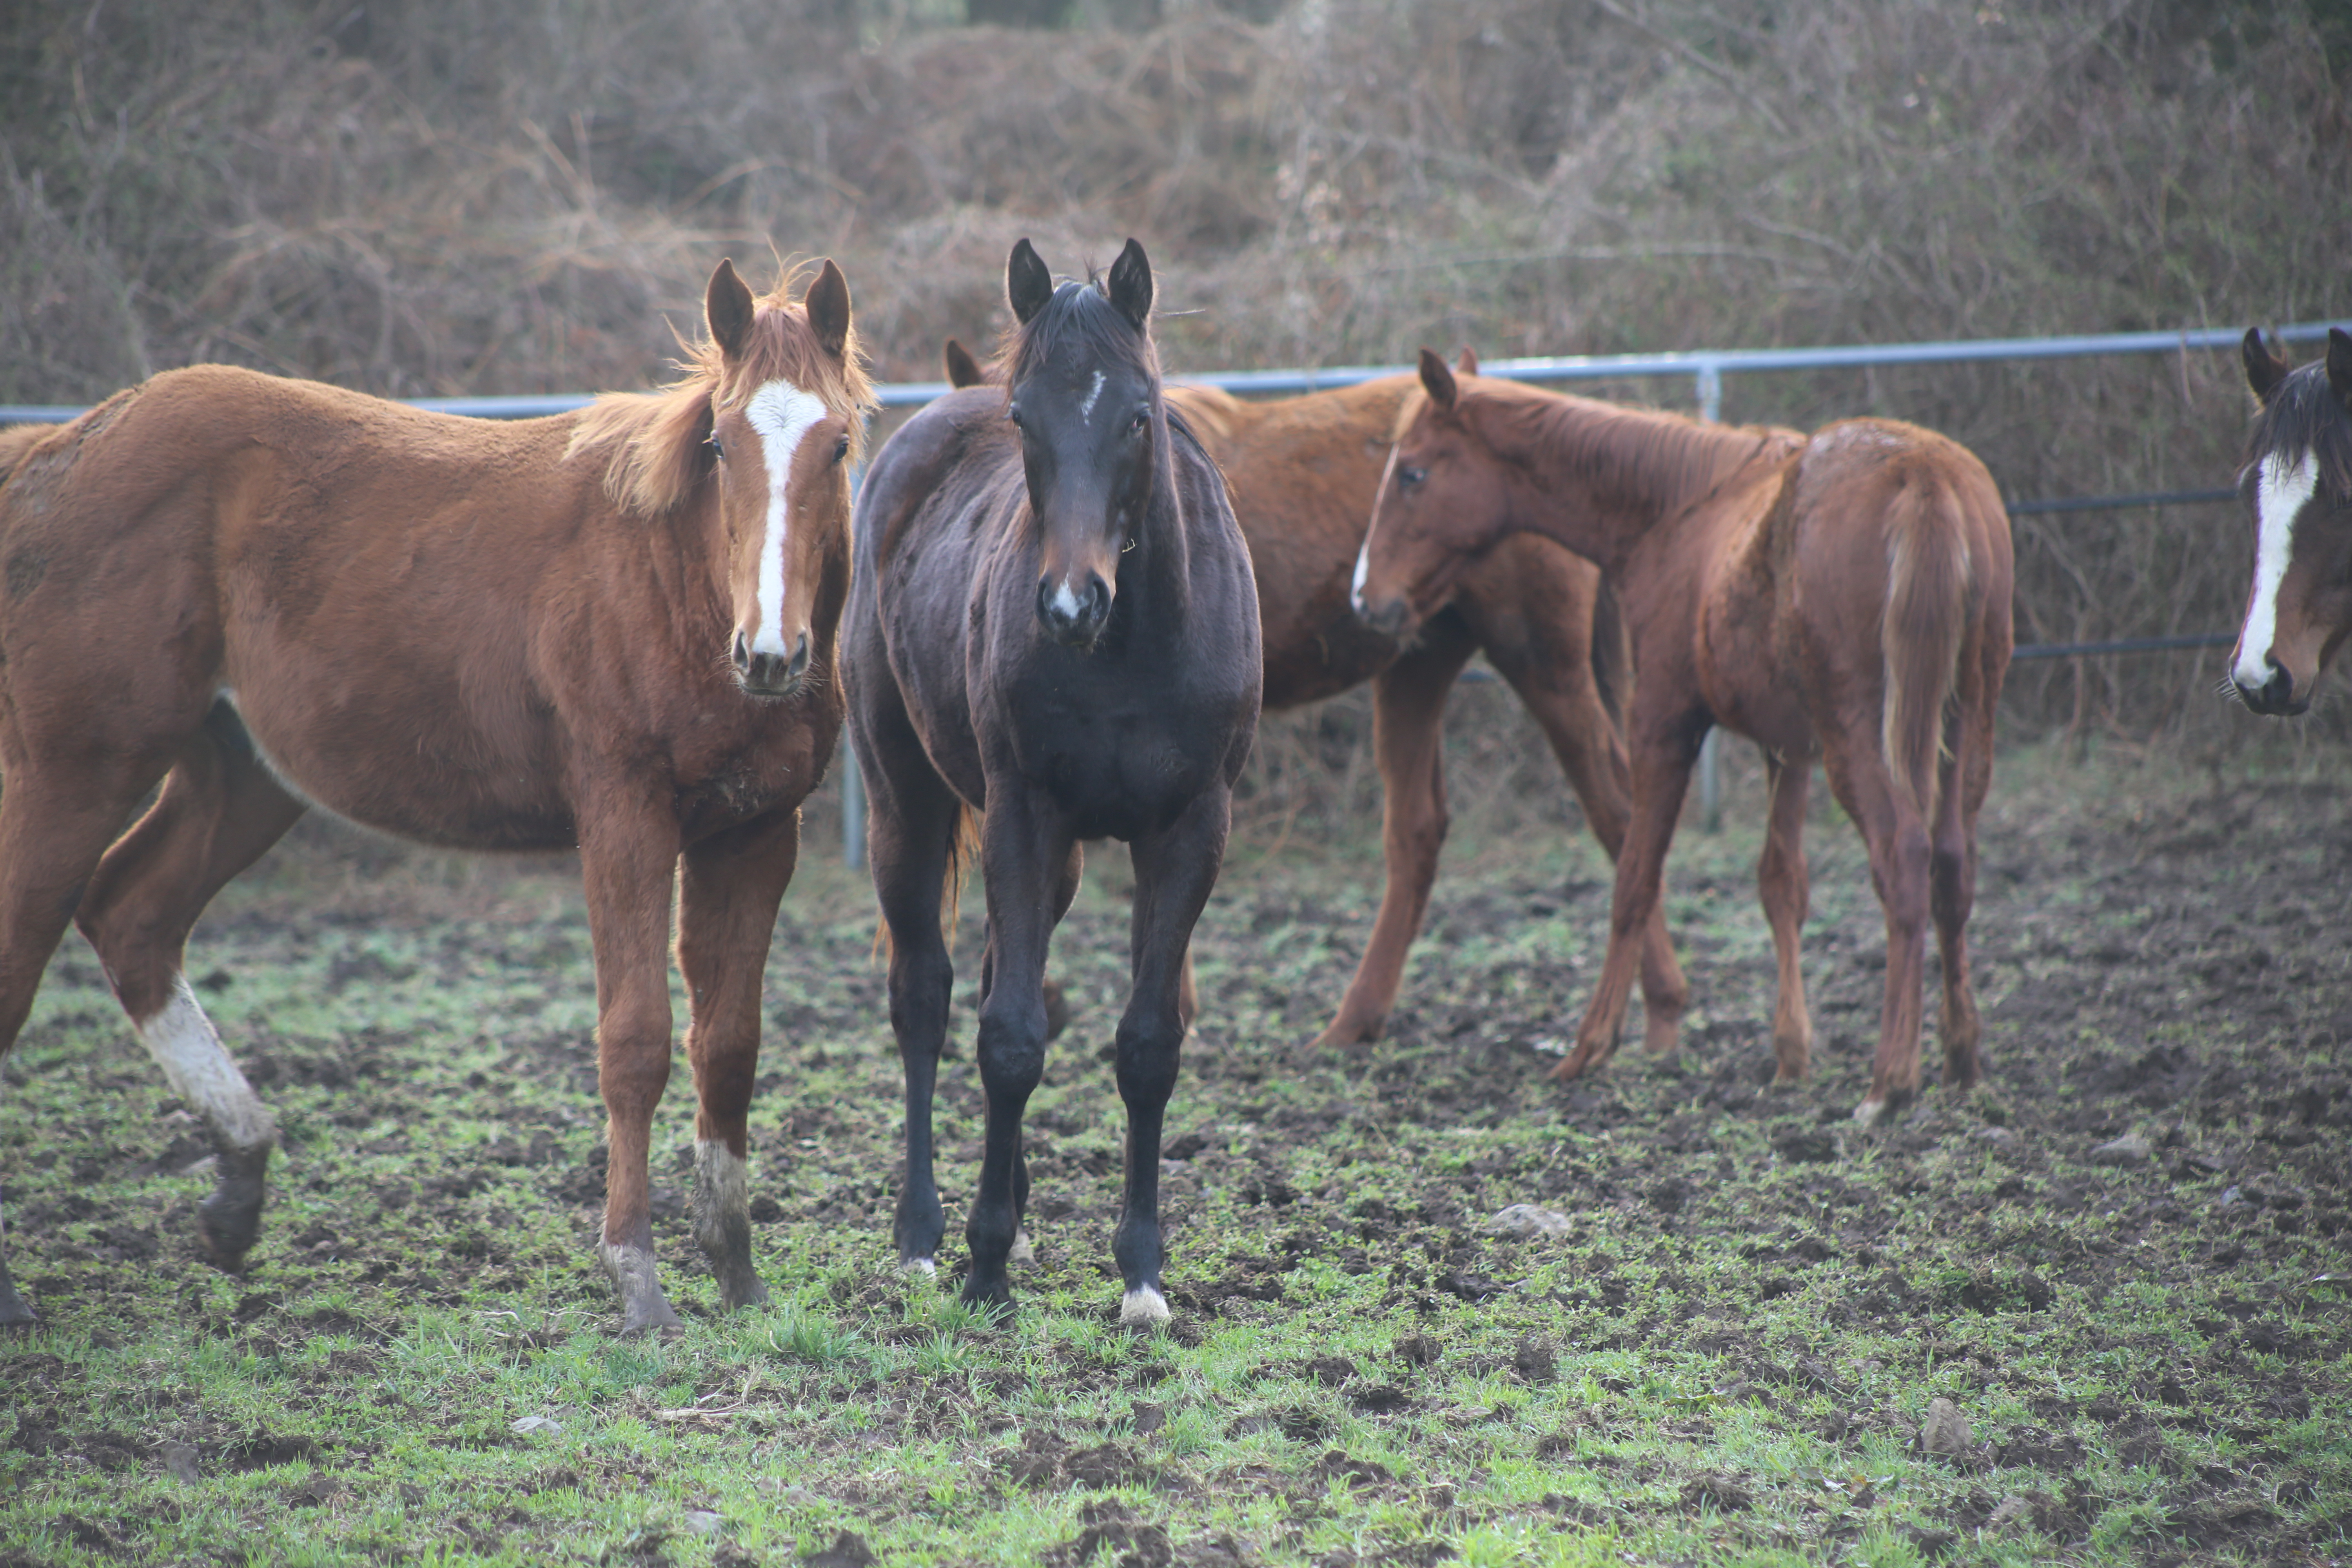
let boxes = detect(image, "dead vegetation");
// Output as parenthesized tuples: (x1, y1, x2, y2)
(2, 0, 2347, 754)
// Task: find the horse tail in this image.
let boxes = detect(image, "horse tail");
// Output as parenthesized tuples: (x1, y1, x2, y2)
(871, 804, 981, 963)
(1587, 568, 1631, 728)
(1880, 475, 1973, 823)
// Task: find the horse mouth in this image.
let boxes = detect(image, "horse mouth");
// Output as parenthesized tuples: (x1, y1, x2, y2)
(733, 629, 812, 697)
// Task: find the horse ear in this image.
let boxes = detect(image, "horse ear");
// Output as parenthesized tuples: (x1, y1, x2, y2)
(1419, 347, 1458, 411)
(2243, 327, 2292, 405)
(707, 259, 756, 361)
(1107, 238, 1153, 331)
(1008, 239, 1054, 326)
(804, 259, 852, 361)
(943, 339, 985, 389)
(1455, 347, 1480, 376)
(2328, 327, 2352, 410)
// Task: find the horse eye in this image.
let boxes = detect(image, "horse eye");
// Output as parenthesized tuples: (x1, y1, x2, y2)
(1128, 409, 1148, 436)
(707, 435, 726, 461)
(1007, 403, 1025, 431)
(1399, 465, 1427, 490)
(832, 434, 850, 465)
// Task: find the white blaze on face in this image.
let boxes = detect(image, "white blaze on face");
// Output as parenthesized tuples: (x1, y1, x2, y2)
(1078, 369, 1105, 423)
(1352, 439, 1406, 616)
(744, 379, 830, 657)
(2235, 450, 2322, 690)
(135, 976, 274, 1151)
(1051, 579, 1085, 619)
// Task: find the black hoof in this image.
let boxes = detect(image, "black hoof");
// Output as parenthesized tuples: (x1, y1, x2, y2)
(0, 1273, 35, 1328)
(196, 1143, 273, 1272)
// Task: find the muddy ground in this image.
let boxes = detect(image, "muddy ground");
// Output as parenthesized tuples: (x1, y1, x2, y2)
(0, 742, 2347, 1565)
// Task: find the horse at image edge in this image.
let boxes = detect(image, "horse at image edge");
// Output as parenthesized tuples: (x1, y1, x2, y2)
(0, 259, 870, 1333)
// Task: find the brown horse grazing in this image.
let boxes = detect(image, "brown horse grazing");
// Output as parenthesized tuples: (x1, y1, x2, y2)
(849, 241, 1259, 1319)
(0, 260, 872, 1332)
(1354, 352, 2012, 1125)
(2231, 327, 2352, 715)
(941, 340, 1686, 1054)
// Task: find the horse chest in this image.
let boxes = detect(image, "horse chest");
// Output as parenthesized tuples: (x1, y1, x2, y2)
(1004, 684, 1222, 837)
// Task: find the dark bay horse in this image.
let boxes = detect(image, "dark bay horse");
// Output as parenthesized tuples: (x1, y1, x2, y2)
(0, 260, 872, 1332)
(849, 241, 1259, 1319)
(2232, 327, 2352, 715)
(941, 342, 1688, 1055)
(1353, 352, 2012, 1124)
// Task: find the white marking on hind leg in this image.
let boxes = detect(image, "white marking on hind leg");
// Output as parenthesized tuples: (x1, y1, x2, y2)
(1009, 1228, 1035, 1265)
(1120, 1284, 1170, 1325)
(134, 977, 274, 1151)
(690, 1140, 748, 1252)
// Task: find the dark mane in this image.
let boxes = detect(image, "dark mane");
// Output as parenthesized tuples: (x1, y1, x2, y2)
(568, 263, 876, 517)
(1470, 381, 1783, 519)
(2245, 360, 2352, 501)
(993, 277, 1158, 388)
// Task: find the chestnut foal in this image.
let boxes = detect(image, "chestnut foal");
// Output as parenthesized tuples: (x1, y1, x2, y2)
(0, 260, 870, 1330)
(1354, 352, 2012, 1123)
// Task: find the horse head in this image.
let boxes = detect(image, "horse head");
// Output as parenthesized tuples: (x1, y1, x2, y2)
(702, 257, 863, 698)
(1351, 347, 1504, 639)
(1001, 237, 1162, 652)
(2232, 327, 2352, 717)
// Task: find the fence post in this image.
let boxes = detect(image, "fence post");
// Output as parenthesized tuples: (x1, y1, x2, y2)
(1694, 360, 1724, 832)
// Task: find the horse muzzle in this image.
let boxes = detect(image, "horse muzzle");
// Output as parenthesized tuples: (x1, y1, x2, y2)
(732, 627, 811, 697)
(1352, 590, 1414, 640)
(2232, 659, 2310, 717)
(1036, 572, 1113, 650)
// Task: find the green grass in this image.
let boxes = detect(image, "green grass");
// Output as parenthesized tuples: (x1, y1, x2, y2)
(2, 743, 2348, 1564)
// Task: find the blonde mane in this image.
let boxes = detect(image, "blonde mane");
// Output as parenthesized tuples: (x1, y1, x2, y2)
(567, 263, 877, 518)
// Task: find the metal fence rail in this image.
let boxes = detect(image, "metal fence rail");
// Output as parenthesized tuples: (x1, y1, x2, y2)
(10, 319, 2343, 857)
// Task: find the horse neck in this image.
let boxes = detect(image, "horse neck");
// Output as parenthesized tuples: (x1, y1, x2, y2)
(1491, 394, 1771, 573)
(1118, 439, 1194, 626)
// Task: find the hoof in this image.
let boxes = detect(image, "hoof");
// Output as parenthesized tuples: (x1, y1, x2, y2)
(601, 1243, 681, 1334)
(0, 1280, 34, 1328)
(1118, 1285, 1170, 1325)
(1008, 1230, 1036, 1266)
(1852, 1097, 1890, 1126)
(1307, 1020, 1380, 1053)
(958, 1278, 1014, 1312)
(900, 1256, 938, 1279)
(1770, 1066, 1806, 1089)
(719, 1272, 772, 1312)
(195, 1143, 273, 1272)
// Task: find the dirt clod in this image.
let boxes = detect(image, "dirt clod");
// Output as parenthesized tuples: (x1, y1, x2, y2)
(800, 1531, 876, 1568)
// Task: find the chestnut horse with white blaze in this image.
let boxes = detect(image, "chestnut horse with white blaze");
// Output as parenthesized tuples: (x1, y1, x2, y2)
(2232, 327, 2352, 716)
(850, 242, 1259, 1320)
(0, 259, 871, 1332)
(940, 341, 1686, 1055)
(1353, 352, 2012, 1124)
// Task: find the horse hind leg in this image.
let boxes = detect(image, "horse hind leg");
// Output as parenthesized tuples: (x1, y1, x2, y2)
(0, 755, 165, 1323)
(1820, 746, 1932, 1127)
(72, 704, 305, 1271)
(1757, 752, 1814, 1085)
(1930, 704, 1994, 1096)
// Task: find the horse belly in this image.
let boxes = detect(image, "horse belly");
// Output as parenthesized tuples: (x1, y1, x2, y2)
(224, 689, 576, 852)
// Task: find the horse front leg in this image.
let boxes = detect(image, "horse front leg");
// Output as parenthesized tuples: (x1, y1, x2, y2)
(964, 794, 1069, 1311)
(578, 797, 685, 1334)
(1556, 712, 1703, 1081)
(1114, 786, 1233, 1324)
(677, 809, 800, 1312)
(1311, 630, 1474, 1051)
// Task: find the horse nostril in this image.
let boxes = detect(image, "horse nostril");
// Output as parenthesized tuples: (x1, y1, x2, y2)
(786, 632, 811, 680)
(731, 629, 753, 673)
(2264, 665, 2294, 708)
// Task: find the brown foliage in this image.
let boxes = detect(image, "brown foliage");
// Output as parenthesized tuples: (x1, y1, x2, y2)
(2, 0, 2346, 752)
